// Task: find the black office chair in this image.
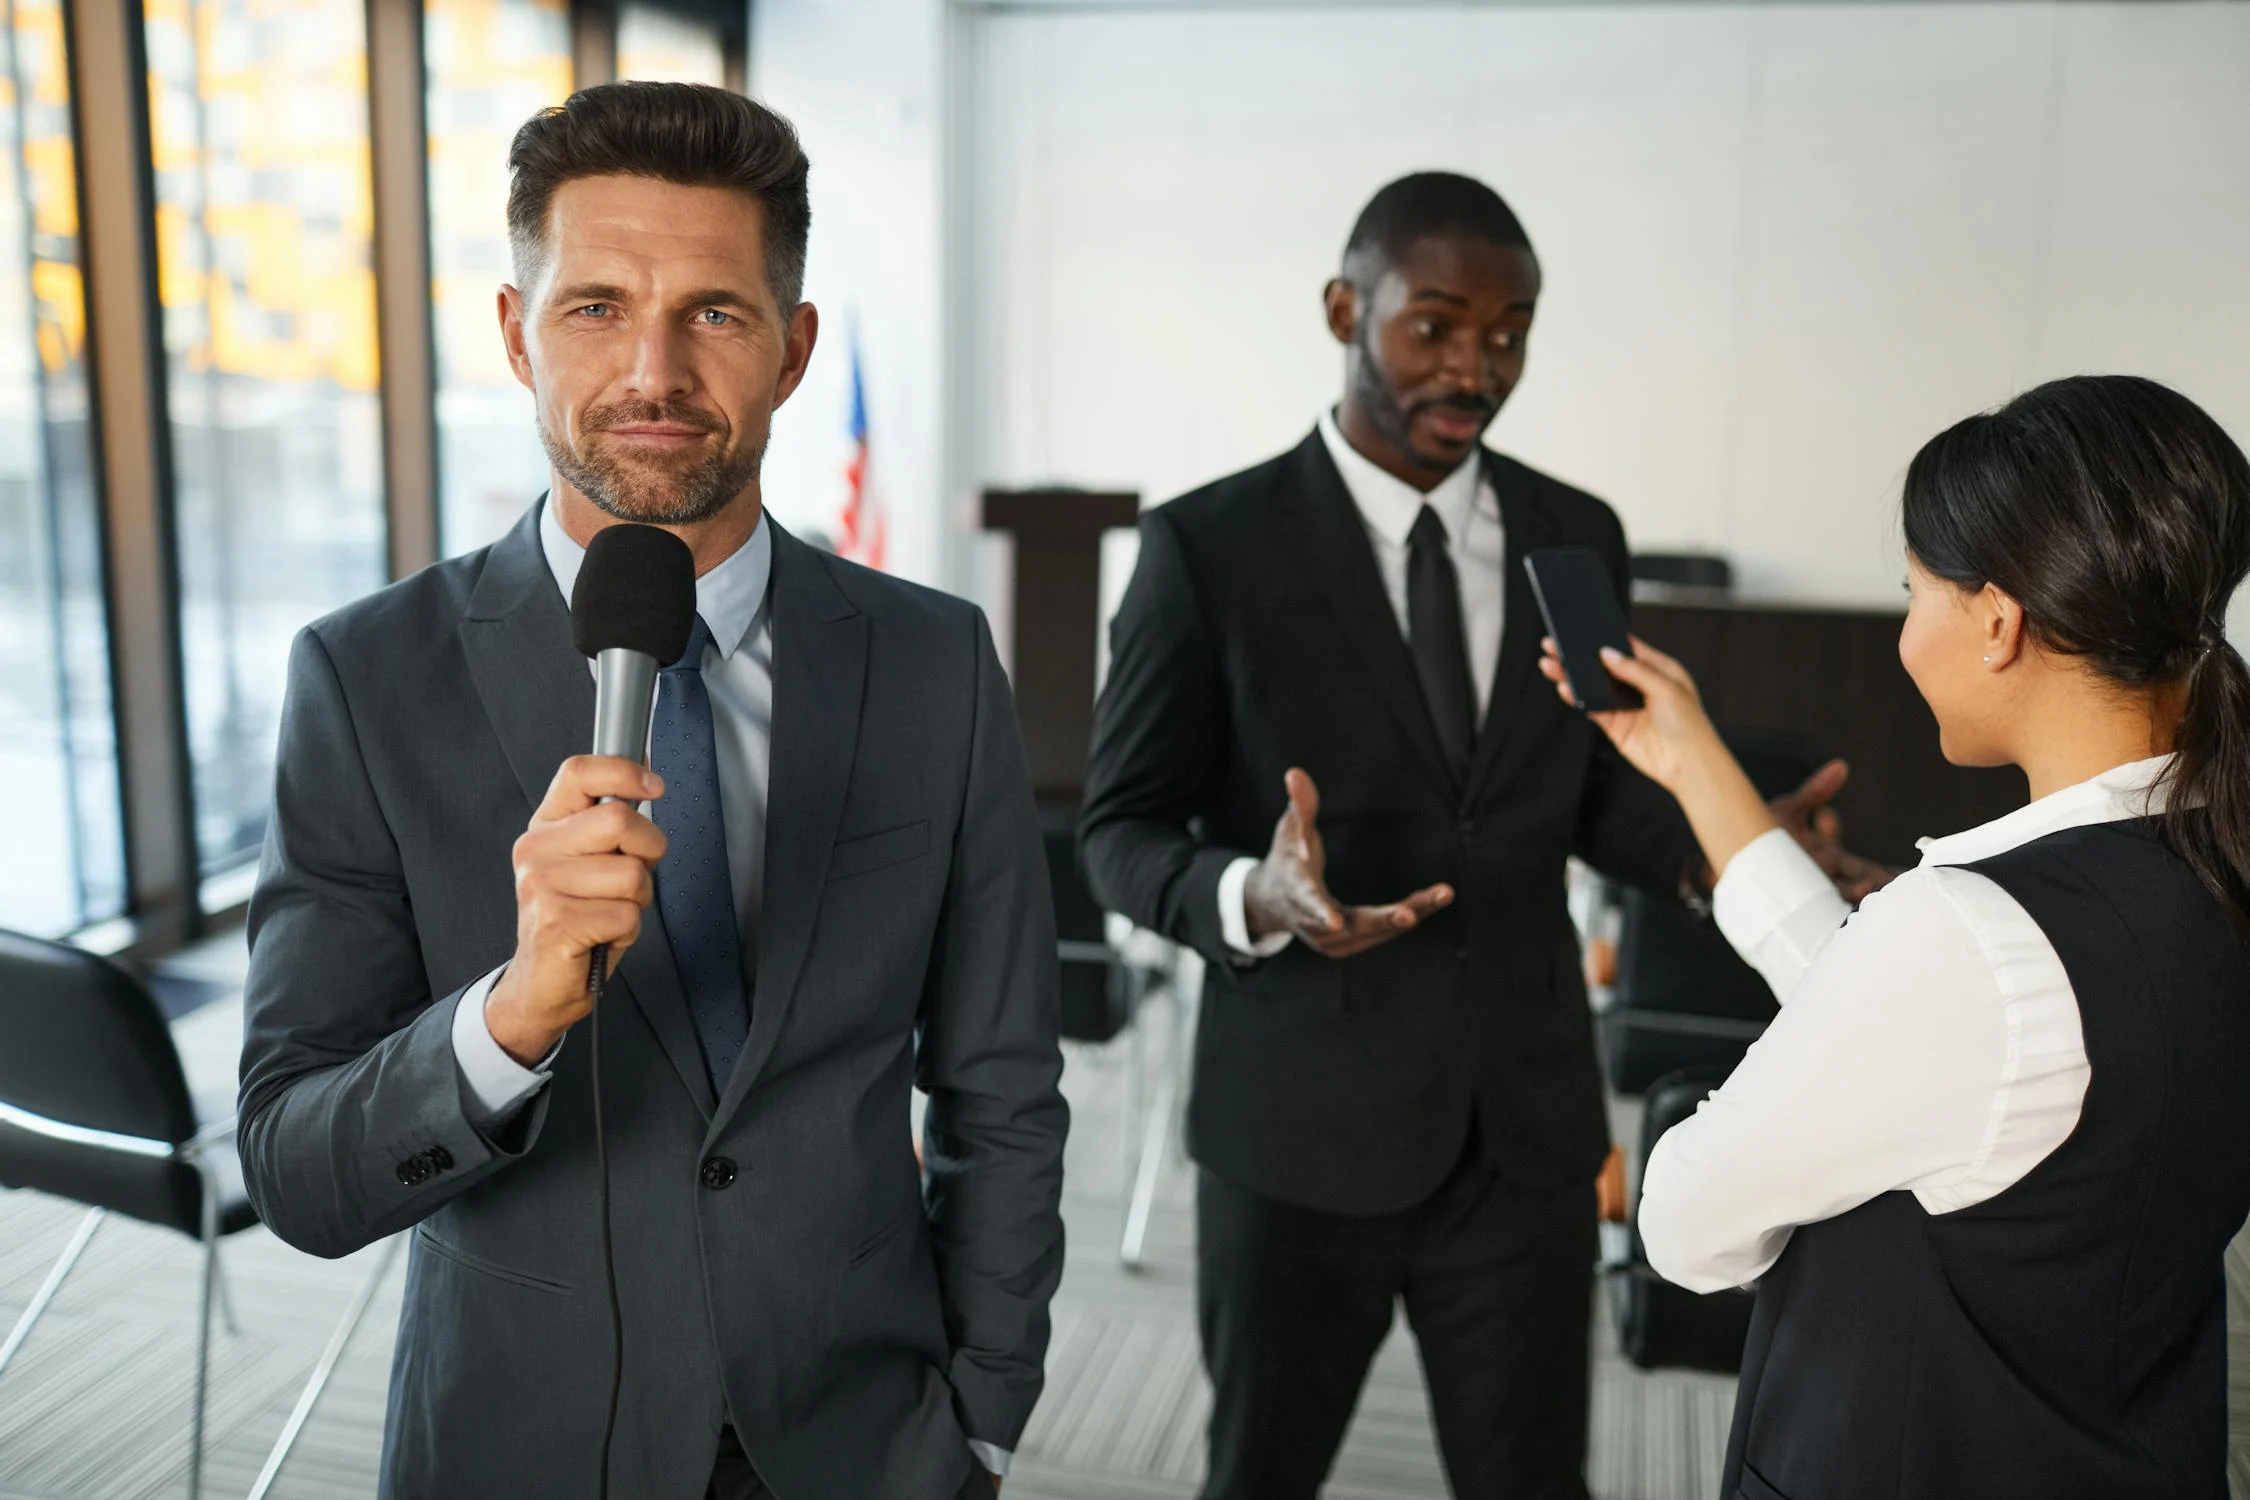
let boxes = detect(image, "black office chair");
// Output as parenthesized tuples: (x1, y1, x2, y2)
(1593, 730, 1814, 1094)
(0, 928, 397, 1500)
(1629, 552, 1734, 593)
(1604, 1064, 1757, 1373)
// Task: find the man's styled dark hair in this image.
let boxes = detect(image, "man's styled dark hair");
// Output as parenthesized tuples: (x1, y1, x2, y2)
(506, 81, 812, 307)
(1341, 171, 1533, 290)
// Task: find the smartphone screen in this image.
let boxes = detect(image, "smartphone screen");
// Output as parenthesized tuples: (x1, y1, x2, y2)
(1523, 546, 1643, 712)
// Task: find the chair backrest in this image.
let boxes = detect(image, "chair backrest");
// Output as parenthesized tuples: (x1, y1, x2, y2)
(1630, 552, 1734, 591)
(1612, 726, 1817, 1019)
(0, 928, 198, 1148)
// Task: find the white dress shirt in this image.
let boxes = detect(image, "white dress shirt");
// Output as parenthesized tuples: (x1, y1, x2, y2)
(1216, 410, 1508, 956)
(444, 501, 1010, 1476)
(1639, 754, 2178, 1294)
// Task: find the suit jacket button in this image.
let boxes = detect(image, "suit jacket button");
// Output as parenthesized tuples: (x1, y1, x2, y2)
(397, 1159, 426, 1187)
(700, 1156, 738, 1190)
(425, 1145, 453, 1172)
(1454, 946, 1469, 963)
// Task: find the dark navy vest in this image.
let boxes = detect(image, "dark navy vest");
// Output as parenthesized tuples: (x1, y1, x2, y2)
(1723, 819, 2250, 1500)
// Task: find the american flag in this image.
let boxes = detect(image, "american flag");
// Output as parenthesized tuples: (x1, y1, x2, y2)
(837, 331, 886, 570)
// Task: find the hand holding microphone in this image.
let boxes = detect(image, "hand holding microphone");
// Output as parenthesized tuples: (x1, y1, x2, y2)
(486, 523, 697, 1068)
(486, 756, 669, 1067)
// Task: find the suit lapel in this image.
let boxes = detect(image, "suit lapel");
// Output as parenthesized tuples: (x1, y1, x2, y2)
(1463, 452, 1563, 808)
(707, 523, 866, 1141)
(459, 504, 716, 1119)
(1272, 432, 1457, 802)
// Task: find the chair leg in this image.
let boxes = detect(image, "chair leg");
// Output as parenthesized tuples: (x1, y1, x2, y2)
(247, 1233, 404, 1500)
(191, 1181, 218, 1500)
(210, 1239, 240, 1338)
(0, 1206, 104, 1382)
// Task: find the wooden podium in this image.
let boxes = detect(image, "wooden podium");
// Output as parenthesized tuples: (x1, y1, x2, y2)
(979, 487, 1143, 803)
(981, 486, 1143, 1045)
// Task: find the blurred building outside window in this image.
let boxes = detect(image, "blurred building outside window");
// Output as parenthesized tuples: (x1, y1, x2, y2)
(144, 0, 388, 884)
(427, 0, 570, 558)
(0, 0, 123, 936)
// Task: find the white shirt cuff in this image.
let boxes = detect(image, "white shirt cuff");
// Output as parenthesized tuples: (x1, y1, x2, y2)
(1712, 827, 1831, 940)
(450, 964, 558, 1129)
(1711, 827, 1853, 1006)
(967, 1439, 1010, 1476)
(1217, 856, 1293, 959)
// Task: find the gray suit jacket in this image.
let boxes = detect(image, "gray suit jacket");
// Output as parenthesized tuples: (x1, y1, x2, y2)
(238, 506, 1069, 1499)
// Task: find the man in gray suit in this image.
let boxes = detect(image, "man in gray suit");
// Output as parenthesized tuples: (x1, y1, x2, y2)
(237, 83, 1067, 1499)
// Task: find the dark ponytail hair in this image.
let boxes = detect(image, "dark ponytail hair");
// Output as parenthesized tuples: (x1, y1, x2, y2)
(1901, 374, 2250, 940)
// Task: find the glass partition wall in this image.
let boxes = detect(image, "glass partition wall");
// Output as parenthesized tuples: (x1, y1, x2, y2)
(143, 0, 389, 881)
(426, 0, 570, 557)
(0, 0, 122, 936)
(9, 0, 747, 944)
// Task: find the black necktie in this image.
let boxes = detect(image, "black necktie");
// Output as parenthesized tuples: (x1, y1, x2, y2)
(1407, 504, 1477, 783)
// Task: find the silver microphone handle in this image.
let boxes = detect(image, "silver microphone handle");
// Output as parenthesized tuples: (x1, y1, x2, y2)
(590, 647, 661, 765)
(587, 646, 661, 995)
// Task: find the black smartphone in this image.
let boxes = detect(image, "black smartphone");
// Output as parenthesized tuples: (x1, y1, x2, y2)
(1523, 546, 1642, 712)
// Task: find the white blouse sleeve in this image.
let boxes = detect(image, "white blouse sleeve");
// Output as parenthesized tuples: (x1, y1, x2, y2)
(1637, 864, 2077, 1293)
(1709, 827, 1854, 1004)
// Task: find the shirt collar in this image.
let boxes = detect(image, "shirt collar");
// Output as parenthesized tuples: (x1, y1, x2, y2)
(1916, 752, 2176, 868)
(538, 494, 773, 661)
(1316, 407, 1483, 549)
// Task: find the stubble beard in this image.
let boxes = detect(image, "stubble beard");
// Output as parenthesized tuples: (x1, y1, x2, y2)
(541, 407, 767, 526)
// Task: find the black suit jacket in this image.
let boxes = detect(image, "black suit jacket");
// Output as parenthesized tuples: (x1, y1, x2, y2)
(1080, 430, 1697, 1214)
(238, 507, 1068, 1499)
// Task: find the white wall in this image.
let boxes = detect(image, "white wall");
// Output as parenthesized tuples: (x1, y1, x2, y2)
(749, 0, 950, 589)
(964, 2, 2250, 620)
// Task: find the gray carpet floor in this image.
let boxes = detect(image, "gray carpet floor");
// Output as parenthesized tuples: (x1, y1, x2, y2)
(1, 934, 2240, 1499)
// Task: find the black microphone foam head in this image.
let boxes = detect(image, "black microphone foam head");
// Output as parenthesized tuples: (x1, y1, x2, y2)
(570, 523, 698, 663)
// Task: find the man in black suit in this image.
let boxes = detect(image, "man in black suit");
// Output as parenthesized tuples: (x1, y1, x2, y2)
(1080, 173, 1859, 1498)
(239, 85, 1063, 1498)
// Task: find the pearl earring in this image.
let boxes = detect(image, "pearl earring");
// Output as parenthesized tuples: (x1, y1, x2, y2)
(1983, 655, 1992, 664)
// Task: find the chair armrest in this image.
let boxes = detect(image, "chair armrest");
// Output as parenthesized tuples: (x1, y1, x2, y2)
(176, 1115, 239, 1163)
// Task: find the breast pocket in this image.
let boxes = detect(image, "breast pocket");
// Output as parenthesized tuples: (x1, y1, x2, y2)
(826, 820, 931, 883)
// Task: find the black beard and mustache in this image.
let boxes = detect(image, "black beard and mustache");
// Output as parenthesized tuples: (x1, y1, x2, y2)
(1352, 334, 1498, 473)
(541, 401, 765, 525)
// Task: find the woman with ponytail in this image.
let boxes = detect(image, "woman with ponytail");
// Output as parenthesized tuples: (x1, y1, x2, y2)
(1543, 374, 2250, 1500)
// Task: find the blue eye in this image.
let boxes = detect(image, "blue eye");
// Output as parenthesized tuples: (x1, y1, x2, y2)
(697, 308, 734, 326)
(576, 303, 612, 319)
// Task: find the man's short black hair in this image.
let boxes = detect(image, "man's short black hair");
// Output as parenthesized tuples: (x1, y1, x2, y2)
(508, 81, 811, 308)
(1341, 171, 1533, 290)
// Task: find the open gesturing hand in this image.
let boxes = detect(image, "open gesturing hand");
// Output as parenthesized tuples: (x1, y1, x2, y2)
(1242, 769, 1454, 959)
(1540, 637, 1899, 903)
(1767, 759, 1899, 903)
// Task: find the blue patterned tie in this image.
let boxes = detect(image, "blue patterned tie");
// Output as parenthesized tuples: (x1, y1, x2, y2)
(650, 613, 752, 1091)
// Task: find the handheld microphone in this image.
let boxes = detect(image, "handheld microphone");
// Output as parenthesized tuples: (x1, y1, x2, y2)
(570, 522, 699, 770)
(565, 521, 694, 1500)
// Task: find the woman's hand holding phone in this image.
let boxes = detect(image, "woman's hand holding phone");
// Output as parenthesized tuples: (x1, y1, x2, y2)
(1539, 635, 1781, 886)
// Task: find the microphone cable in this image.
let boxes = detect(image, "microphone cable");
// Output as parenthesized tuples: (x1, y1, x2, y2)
(588, 943, 622, 1500)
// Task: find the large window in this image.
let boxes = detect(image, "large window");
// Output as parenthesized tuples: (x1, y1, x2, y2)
(427, 0, 570, 557)
(0, 0, 122, 936)
(144, 0, 388, 879)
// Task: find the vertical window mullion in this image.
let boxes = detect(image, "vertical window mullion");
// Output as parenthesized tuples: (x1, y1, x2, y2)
(368, 0, 437, 582)
(62, 0, 198, 946)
